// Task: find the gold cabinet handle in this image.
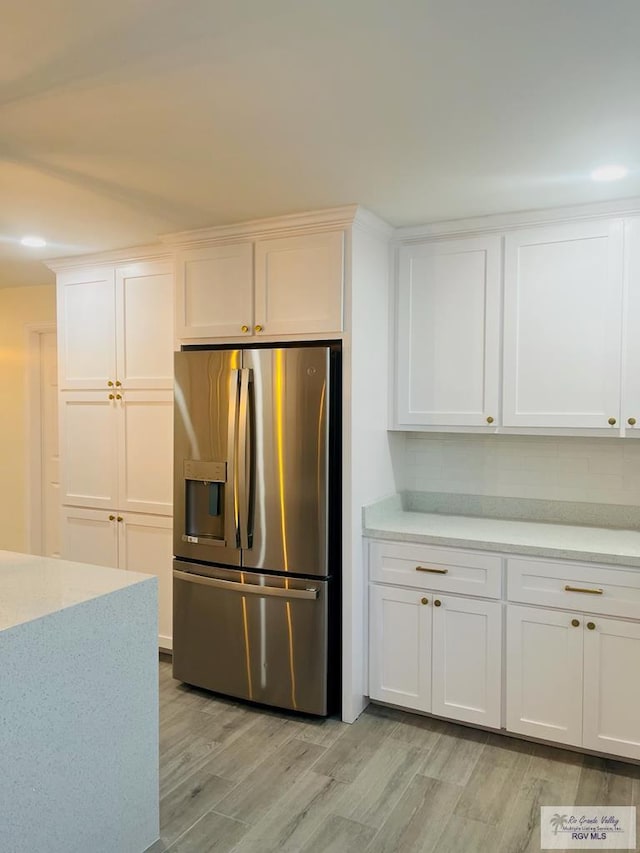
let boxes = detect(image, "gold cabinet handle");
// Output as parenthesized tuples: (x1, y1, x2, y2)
(571, 618, 580, 627)
(587, 621, 596, 630)
(115, 393, 122, 400)
(115, 380, 122, 387)
(421, 597, 428, 605)
(628, 417, 637, 426)
(241, 325, 249, 333)
(608, 417, 617, 426)
(416, 566, 449, 574)
(107, 380, 114, 387)
(117, 516, 123, 522)
(564, 585, 603, 595)
(254, 324, 264, 332)
(434, 599, 442, 607)
(486, 416, 494, 424)
(108, 393, 115, 400)
(108, 514, 115, 521)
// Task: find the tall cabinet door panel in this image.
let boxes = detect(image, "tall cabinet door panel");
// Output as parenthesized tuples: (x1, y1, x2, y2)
(503, 220, 624, 428)
(118, 391, 173, 515)
(254, 231, 344, 336)
(116, 261, 174, 388)
(61, 506, 118, 567)
(119, 513, 173, 650)
(59, 392, 118, 509)
(369, 584, 431, 711)
(583, 616, 640, 760)
(175, 243, 254, 339)
(622, 217, 640, 432)
(506, 605, 583, 747)
(431, 596, 502, 728)
(57, 268, 116, 389)
(396, 236, 501, 427)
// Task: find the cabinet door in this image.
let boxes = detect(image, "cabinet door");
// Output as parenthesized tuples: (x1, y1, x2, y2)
(506, 605, 583, 747)
(119, 513, 173, 650)
(116, 261, 174, 388)
(57, 267, 117, 389)
(503, 220, 624, 428)
(117, 390, 173, 515)
(621, 217, 640, 432)
(431, 595, 502, 728)
(254, 231, 344, 335)
(61, 506, 118, 567)
(583, 616, 640, 760)
(396, 236, 501, 427)
(59, 391, 119, 509)
(175, 243, 254, 339)
(369, 584, 431, 711)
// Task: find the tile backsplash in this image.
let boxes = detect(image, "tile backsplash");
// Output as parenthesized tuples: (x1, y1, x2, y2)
(398, 433, 640, 506)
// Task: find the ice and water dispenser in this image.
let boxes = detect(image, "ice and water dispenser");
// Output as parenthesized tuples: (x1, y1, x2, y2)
(182, 460, 227, 544)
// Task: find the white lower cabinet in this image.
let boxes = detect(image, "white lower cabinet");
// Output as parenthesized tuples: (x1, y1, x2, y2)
(369, 584, 502, 727)
(62, 507, 173, 650)
(506, 605, 640, 760)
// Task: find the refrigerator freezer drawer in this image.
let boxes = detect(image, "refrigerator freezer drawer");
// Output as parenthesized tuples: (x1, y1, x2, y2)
(172, 562, 329, 715)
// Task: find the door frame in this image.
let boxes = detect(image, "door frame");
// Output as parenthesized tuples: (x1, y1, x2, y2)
(25, 323, 57, 555)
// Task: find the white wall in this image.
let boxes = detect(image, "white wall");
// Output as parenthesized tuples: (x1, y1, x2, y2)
(0, 285, 57, 552)
(398, 432, 640, 505)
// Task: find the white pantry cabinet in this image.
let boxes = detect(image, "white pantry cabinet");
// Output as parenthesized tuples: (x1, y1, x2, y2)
(58, 260, 174, 390)
(61, 507, 173, 649)
(59, 390, 173, 514)
(395, 235, 501, 427)
(503, 219, 624, 429)
(176, 230, 344, 340)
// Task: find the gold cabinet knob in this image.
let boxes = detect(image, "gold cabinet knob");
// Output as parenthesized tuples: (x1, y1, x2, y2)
(241, 325, 249, 333)
(571, 618, 580, 627)
(628, 417, 637, 426)
(587, 621, 596, 630)
(421, 597, 428, 605)
(115, 380, 122, 387)
(608, 417, 617, 426)
(108, 514, 115, 521)
(115, 393, 122, 400)
(254, 324, 264, 332)
(107, 380, 114, 387)
(108, 393, 115, 400)
(117, 516, 123, 522)
(486, 416, 494, 424)
(434, 599, 442, 607)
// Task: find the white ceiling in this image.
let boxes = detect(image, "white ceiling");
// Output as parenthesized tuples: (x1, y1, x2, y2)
(3, 0, 640, 287)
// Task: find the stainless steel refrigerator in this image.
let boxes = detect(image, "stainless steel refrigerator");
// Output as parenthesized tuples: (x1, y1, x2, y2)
(172, 344, 341, 716)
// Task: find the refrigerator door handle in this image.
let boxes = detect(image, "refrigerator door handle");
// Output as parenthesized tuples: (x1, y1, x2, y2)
(174, 569, 319, 600)
(238, 367, 251, 549)
(227, 368, 241, 548)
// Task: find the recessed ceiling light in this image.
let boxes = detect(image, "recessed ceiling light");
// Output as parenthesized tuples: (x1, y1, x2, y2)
(590, 164, 629, 182)
(20, 235, 47, 248)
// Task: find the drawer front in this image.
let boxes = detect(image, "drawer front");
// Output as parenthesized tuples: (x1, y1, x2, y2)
(369, 541, 502, 598)
(507, 556, 640, 619)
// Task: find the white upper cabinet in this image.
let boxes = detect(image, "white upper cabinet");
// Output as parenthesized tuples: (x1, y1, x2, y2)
(58, 267, 117, 389)
(58, 260, 174, 390)
(395, 235, 501, 427)
(175, 243, 254, 340)
(116, 262, 174, 388)
(503, 219, 625, 429)
(254, 231, 344, 336)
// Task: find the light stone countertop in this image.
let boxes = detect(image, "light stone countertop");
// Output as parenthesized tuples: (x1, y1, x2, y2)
(363, 499, 640, 568)
(0, 550, 153, 632)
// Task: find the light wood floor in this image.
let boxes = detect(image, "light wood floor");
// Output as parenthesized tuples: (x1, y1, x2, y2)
(149, 659, 640, 852)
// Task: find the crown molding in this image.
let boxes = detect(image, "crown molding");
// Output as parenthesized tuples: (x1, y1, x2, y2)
(161, 205, 366, 248)
(44, 243, 171, 272)
(352, 206, 394, 240)
(394, 195, 640, 243)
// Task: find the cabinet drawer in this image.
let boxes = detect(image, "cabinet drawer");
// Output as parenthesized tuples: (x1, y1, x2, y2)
(507, 556, 640, 619)
(369, 541, 502, 598)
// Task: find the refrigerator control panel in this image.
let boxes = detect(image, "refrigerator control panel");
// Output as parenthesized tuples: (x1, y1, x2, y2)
(184, 460, 226, 483)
